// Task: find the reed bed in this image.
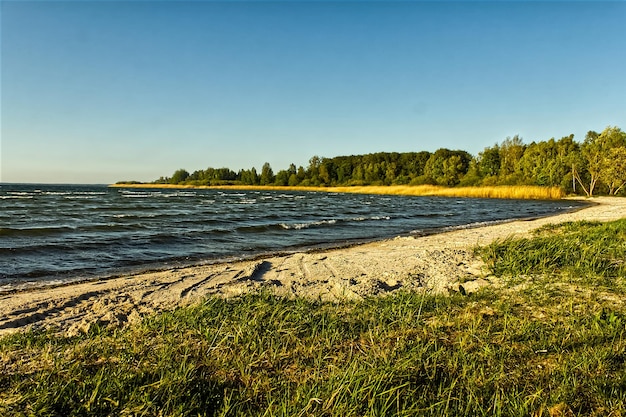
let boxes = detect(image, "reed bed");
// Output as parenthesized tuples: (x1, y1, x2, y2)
(2, 220, 625, 416)
(112, 183, 565, 200)
(327, 185, 565, 200)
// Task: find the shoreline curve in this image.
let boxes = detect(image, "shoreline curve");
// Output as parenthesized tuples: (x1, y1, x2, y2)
(1, 196, 624, 337)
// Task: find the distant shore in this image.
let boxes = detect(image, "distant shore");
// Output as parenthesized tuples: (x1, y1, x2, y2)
(2, 196, 624, 336)
(110, 183, 566, 200)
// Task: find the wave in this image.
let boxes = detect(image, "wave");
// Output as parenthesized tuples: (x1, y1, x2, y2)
(121, 193, 161, 198)
(163, 192, 197, 198)
(63, 195, 100, 200)
(280, 219, 338, 230)
(50, 191, 107, 196)
(279, 215, 391, 230)
(0, 226, 75, 237)
(0, 222, 160, 238)
(217, 192, 246, 197)
(0, 243, 90, 257)
(119, 190, 199, 199)
(80, 223, 152, 233)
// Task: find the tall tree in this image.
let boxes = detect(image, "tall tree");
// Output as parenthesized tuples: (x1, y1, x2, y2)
(478, 145, 501, 178)
(274, 170, 290, 186)
(424, 149, 472, 186)
(600, 147, 626, 195)
(286, 163, 299, 186)
(170, 169, 190, 184)
(577, 127, 626, 196)
(260, 162, 274, 185)
(498, 135, 525, 183)
(287, 163, 297, 176)
(555, 135, 580, 193)
(518, 139, 572, 187)
(307, 156, 321, 185)
(250, 167, 259, 185)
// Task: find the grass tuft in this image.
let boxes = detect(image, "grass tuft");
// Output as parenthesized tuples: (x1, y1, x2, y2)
(477, 219, 626, 282)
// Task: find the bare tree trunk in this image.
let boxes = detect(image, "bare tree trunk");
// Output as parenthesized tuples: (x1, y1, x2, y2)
(589, 176, 597, 197)
(572, 165, 590, 197)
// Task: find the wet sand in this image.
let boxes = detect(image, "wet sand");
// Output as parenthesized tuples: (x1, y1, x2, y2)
(1, 197, 624, 337)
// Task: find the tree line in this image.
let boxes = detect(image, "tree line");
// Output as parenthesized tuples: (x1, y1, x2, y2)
(150, 126, 626, 196)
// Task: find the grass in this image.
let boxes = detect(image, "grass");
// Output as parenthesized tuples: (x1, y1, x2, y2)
(2, 220, 625, 416)
(110, 183, 566, 200)
(477, 219, 626, 281)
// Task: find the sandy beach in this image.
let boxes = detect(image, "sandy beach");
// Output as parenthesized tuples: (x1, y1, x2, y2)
(1, 196, 625, 337)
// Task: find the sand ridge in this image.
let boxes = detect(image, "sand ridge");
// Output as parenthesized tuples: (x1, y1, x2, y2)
(1, 197, 624, 337)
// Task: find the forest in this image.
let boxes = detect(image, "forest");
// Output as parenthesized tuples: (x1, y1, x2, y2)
(144, 126, 626, 197)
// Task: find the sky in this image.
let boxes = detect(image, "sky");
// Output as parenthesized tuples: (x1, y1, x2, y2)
(1, 1, 625, 184)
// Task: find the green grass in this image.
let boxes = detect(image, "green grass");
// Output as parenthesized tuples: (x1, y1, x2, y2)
(2, 220, 626, 416)
(477, 219, 626, 282)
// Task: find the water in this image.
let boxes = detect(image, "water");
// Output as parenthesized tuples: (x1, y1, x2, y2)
(0, 184, 585, 291)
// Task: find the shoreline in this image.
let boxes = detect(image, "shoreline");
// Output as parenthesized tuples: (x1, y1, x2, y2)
(0, 199, 587, 295)
(1, 196, 624, 337)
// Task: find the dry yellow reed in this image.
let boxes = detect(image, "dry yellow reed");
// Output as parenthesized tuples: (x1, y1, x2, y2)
(111, 183, 565, 200)
(327, 185, 564, 199)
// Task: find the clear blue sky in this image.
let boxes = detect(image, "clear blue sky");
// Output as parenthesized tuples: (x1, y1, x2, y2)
(2, 1, 625, 184)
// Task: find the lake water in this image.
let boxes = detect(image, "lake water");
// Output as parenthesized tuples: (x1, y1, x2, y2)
(0, 184, 585, 291)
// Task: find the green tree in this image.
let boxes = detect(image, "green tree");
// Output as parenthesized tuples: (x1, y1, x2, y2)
(251, 167, 259, 185)
(423, 149, 472, 186)
(364, 162, 383, 184)
(498, 135, 525, 183)
(288, 174, 300, 186)
(307, 156, 321, 185)
(398, 151, 431, 184)
(600, 147, 626, 195)
(576, 127, 626, 196)
(554, 134, 581, 194)
(519, 140, 557, 186)
(296, 166, 307, 183)
(458, 159, 482, 186)
(577, 130, 602, 196)
(317, 159, 336, 186)
(478, 145, 501, 178)
(274, 170, 290, 186)
(216, 168, 237, 181)
(384, 162, 397, 185)
(260, 163, 274, 185)
(170, 169, 190, 184)
(288, 163, 297, 176)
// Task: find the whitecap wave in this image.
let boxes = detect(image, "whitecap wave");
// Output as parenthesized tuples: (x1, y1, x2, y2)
(280, 219, 338, 230)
